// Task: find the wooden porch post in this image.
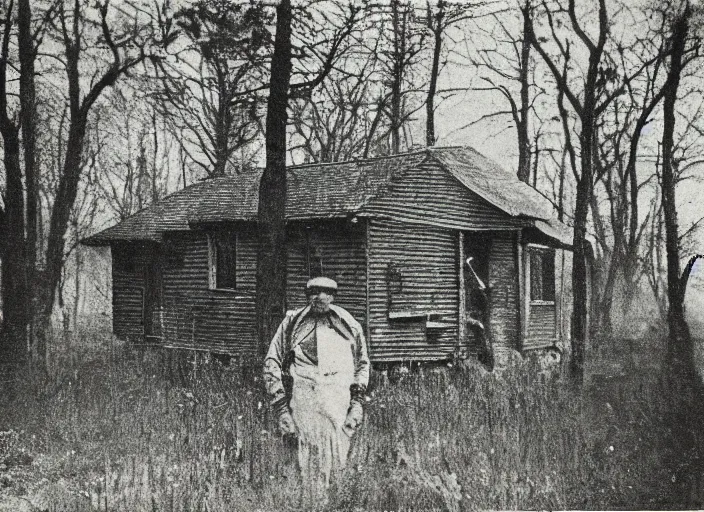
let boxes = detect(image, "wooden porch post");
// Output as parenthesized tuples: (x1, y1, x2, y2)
(519, 235, 529, 350)
(458, 231, 466, 357)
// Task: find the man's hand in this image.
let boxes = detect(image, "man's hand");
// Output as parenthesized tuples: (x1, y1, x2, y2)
(342, 401, 364, 437)
(272, 397, 297, 436)
(278, 410, 297, 436)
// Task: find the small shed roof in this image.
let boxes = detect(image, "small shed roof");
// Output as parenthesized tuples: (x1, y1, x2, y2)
(83, 146, 572, 247)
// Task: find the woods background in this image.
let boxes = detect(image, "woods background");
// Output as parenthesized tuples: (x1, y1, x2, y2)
(0, 0, 703, 377)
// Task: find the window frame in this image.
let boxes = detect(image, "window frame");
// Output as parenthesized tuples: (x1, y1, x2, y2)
(307, 244, 324, 279)
(527, 245, 556, 304)
(207, 230, 238, 291)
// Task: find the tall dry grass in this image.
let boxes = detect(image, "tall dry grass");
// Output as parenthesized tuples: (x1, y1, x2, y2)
(0, 328, 686, 510)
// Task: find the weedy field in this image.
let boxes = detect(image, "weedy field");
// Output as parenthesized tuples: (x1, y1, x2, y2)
(0, 328, 699, 511)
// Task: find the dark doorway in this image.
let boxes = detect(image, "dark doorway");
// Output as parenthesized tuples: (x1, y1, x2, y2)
(143, 245, 163, 342)
(464, 232, 492, 364)
(464, 232, 491, 309)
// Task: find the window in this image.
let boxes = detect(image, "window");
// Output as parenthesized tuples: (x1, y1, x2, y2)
(114, 247, 138, 273)
(208, 231, 237, 290)
(307, 245, 324, 278)
(529, 247, 555, 302)
(302, 227, 324, 278)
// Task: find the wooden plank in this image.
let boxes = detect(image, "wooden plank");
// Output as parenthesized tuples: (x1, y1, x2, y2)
(458, 231, 466, 357)
(556, 249, 565, 341)
(112, 242, 150, 339)
(362, 162, 531, 232)
(527, 302, 556, 341)
(426, 320, 455, 329)
(160, 229, 259, 354)
(388, 310, 443, 319)
(285, 220, 367, 322)
(367, 218, 459, 361)
(487, 232, 519, 349)
(522, 241, 530, 351)
(365, 218, 371, 345)
(517, 230, 526, 350)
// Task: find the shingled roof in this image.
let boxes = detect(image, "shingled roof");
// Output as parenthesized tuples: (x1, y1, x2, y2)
(83, 146, 572, 247)
(189, 149, 428, 224)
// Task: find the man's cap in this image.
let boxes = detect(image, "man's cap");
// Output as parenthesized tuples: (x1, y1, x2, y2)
(306, 277, 338, 293)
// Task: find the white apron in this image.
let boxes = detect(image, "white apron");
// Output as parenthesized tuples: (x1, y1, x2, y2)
(289, 318, 356, 503)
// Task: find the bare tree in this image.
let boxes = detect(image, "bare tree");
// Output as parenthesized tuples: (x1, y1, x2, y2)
(152, 0, 268, 177)
(362, 0, 426, 155)
(92, 91, 176, 221)
(288, 41, 389, 163)
(659, 0, 702, 366)
(0, 0, 174, 371)
(654, 6, 704, 499)
(36, 0, 173, 345)
(257, 1, 362, 351)
(424, 1, 494, 147)
(0, 0, 54, 365)
(468, 0, 539, 183)
(257, 0, 291, 355)
(526, 0, 657, 383)
(525, 0, 610, 383)
(290, 65, 374, 163)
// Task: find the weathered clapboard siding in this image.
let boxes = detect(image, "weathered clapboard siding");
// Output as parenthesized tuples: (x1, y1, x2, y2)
(487, 232, 519, 350)
(368, 219, 458, 361)
(119, 220, 366, 355)
(285, 221, 367, 323)
(112, 243, 149, 339)
(160, 229, 258, 356)
(362, 162, 530, 232)
(524, 302, 557, 349)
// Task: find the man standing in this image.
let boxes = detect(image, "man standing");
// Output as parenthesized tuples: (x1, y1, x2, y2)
(263, 277, 370, 500)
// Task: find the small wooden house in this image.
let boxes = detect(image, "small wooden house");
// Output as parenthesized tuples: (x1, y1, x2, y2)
(83, 146, 573, 363)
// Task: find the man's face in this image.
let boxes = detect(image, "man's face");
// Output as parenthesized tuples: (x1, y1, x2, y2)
(308, 287, 334, 314)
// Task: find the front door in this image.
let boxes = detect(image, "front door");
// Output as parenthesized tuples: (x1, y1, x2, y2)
(143, 246, 163, 341)
(463, 233, 492, 356)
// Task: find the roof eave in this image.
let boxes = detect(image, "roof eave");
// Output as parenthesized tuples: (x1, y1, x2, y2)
(80, 233, 163, 247)
(529, 219, 573, 249)
(80, 236, 109, 247)
(427, 151, 552, 222)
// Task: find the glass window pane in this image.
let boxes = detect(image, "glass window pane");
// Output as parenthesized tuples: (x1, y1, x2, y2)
(530, 251, 543, 301)
(215, 232, 236, 289)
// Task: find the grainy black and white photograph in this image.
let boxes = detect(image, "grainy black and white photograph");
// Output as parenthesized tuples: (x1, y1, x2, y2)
(0, 0, 703, 509)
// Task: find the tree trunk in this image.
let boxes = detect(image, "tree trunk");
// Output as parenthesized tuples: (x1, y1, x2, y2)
(660, 3, 691, 370)
(256, 0, 292, 355)
(589, 192, 614, 337)
(660, 6, 704, 504)
(0, 130, 29, 367)
(425, 1, 443, 147)
(516, 0, 532, 183)
(73, 219, 81, 333)
(18, 0, 39, 359)
(595, 254, 617, 336)
(569, 114, 595, 385)
(213, 67, 230, 177)
(390, 0, 403, 154)
(619, 61, 668, 320)
(620, 254, 640, 317)
(570, 178, 591, 385)
(37, 120, 89, 339)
